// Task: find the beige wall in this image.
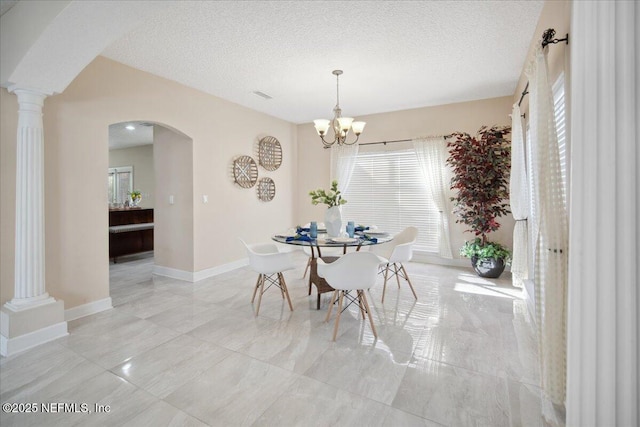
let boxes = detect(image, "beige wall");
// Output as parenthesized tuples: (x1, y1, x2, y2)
(295, 96, 515, 259)
(0, 56, 297, 308)
(0, 89, 18, 306)
(109, 144, 155, 208)
(514, 0, 571, 109)
(154, 126, 194, 272)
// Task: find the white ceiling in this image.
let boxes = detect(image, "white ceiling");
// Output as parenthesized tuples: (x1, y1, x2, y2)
(109, 122, 154, 150)
(0, 0, 18, 17)
(101, 0, 544, 126)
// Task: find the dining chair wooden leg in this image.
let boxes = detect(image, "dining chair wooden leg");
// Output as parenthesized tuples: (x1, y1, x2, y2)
(332, 291, 344, 341)
(325, 290, 338, 322)
(255, 274, 265, 316)
(276, 273, 285, 299)
(400, 264, 418, 300)
(357, 290, 366, 320)
(303, 257, 311, 278)
(279, 273, 294, 311)
(394, 263, 401, 288)
(251, 274, 261, 303)
(360, 289, 377, 339)
(382, 265, 390, 304)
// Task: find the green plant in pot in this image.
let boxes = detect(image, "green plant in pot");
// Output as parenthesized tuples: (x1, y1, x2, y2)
(446, 125, 512, 278)
(309, 180, 347, 237)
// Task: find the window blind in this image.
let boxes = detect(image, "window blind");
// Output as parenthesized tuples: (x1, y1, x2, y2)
(553, 73, 568, 208)
(108, 166, 133, 204)
(341, 149, 439, 252)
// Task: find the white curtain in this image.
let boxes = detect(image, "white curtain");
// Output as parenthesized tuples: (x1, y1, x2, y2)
(330, 143, 359, 193)
(413, 136, 453, 258)
(509, 105, 529, 288)
(527, 44, 569, 407)
(566, 1, 639, 424)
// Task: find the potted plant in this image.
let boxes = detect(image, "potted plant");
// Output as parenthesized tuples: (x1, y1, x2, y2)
(128, 190, 142, 207)
(309, 180, 347, 237)
(460, 238, 512, 278)
(446, 125, 512, 278)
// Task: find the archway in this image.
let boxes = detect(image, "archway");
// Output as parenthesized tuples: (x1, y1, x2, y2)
(107, 121, 194, 298)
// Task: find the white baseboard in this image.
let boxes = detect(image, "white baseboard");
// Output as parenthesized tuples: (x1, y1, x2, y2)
(192, 258, 249, 282)
(152, 250, 485, 284)
(153, 265, 195, 282)
(1, 321, 68, 357)
(64, 297, 113, 322)
(153, 258, 249, 283)
(412, 251, 469, 268)
(412, 251, 512, 272)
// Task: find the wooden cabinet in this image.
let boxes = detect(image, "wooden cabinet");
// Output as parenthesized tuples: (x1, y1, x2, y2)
(109, 208, 154, 262)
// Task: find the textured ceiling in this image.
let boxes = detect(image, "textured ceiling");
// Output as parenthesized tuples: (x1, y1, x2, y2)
(0, 0, 18, 17)
(102, 1, 543, 125)
(109, 122, 154, 150)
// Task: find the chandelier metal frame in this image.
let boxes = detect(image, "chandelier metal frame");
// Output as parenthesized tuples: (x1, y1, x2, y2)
(313, 70, 365, 148)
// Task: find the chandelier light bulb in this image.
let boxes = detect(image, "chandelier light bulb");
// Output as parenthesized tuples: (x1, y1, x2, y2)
(351, 121, 366, 135)
(337, 117, 354, 131)
(314, 119, 330, 136)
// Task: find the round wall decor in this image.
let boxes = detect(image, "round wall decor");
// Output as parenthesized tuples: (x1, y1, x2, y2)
(233, 155, 258, 188)
(258, 136, 282, 171)
(257, 177, 276, 201)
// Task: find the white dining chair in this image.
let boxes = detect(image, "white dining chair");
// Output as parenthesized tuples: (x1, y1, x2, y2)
(316, 251, 380, 341)
(369, 226, 419, 303)
(302, 246, 344, 278)
(239, 239, 295, 316)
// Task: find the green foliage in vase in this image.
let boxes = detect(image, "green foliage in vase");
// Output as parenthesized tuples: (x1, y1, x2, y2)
(460, 238, 512, 266)
(308, 180, 347, 208)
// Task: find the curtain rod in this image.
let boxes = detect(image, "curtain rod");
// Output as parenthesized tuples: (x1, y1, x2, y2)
(359, 135, 452, 147)
(517, 28, 569, 112)
(517, 82, 530, 108)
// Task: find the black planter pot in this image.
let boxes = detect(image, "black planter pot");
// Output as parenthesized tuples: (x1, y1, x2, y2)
(470, 256, 506, 278)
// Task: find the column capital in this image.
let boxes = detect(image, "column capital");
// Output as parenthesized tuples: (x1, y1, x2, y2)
(8, 85, 53, 99)
(9, 86, 52, 129)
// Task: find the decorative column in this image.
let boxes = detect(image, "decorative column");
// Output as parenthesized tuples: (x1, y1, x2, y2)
(5, 88, 55, 310)
(1, 87, 67, 357)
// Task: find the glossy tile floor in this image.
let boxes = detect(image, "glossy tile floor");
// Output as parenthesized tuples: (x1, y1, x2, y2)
(1, 251, 563, 426)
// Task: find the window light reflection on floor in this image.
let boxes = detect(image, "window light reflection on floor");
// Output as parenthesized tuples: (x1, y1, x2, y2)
(454, 273, 522, 299)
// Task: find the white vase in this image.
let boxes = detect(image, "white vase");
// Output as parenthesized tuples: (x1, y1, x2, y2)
(325, 206, 342, 237)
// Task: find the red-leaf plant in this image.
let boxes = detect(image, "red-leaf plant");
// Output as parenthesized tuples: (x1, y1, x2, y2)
(446, 125, 512, 247)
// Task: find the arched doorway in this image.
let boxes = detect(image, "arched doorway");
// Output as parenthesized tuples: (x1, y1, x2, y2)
(108, 121, 194, 298)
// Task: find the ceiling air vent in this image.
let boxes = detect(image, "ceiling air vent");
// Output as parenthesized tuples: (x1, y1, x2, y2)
(253, 91, 273, 100)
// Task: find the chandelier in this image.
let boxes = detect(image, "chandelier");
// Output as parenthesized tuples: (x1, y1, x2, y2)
(313, 70, 366, 148)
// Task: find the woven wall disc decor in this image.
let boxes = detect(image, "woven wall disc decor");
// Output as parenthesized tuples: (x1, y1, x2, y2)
(258, 136, 282, 171)
(257, 177, 276, 201)
(233, 155, 258, 188)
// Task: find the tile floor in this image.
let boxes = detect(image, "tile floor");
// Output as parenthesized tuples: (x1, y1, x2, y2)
(1, 251, 561, 426)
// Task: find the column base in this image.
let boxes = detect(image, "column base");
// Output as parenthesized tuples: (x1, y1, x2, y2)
(1, 299, 68, 357)
(5, 293, 56, 311)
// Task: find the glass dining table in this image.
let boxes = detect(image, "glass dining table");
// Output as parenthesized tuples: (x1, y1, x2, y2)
(272, 231, 393, 309)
